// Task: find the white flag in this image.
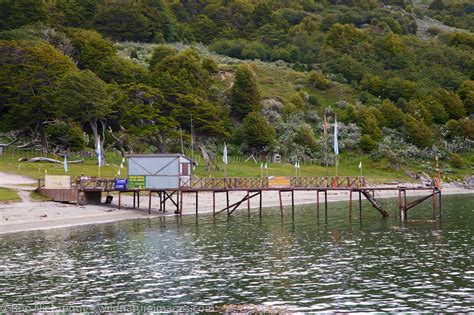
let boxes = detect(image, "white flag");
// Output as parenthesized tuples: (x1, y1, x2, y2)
(264, 162, 268, 169)
(117, 169, 121, 176)
(63, 155, 68, 173)
(359, 161, 362, 169)
(223, 143, 228, 165)
(260, 162, 263, 169)
(96, 136, 102, 167)
(294, 161, 298, 169)
(120, 157, 125, 168)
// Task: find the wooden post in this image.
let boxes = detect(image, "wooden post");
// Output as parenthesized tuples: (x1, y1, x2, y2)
(137, 191, 140, 209)
(259, 191, 262, 219)
(118, 191, 121, 210)
(195, 191, 198, 216)
(163, 192, 166, 213)
(349, 189, 352, 219)
(176, 190, 183, 217)
(226, 191, 230, 218)
(438, 190, 442, 221)
(316, 190, 320, 220)
(247, 191, 250, 217)
(159, 192, 162, 211)
(212, 191, 216, 217)
(324, 190, 328, 224)
(179, 191, 183, 215)
(148, 191, 152, 214)
(358, 191, 362, 221)
(133, 191, 136, 209)
(279, 191, 283, 218)
(404, 190, 407, 221)
(291, 190, 295, 221)
(432, 188, 436, 220)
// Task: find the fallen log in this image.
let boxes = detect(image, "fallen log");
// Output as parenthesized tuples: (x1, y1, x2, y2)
(28, 157, 84, 164)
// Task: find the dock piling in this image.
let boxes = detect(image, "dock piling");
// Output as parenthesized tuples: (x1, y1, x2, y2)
(148, 191, 152, 214)
(291, 190, 295, 221)
(324, 190, 328, 224)
(316, 190, 320, 220)
(279, 191, 283, 219)
(349, 189, 352, 219)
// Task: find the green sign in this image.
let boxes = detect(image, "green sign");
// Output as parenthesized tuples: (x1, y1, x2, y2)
(128, 175, 146, 189)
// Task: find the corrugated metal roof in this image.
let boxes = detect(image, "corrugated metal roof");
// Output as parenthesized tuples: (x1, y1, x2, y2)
(126, 153, 192, 161)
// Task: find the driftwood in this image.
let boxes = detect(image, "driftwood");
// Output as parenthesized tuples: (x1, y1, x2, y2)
(198, 144, 221, 171)
(198, 144, 211, 172)
(28, 157, 84, 164)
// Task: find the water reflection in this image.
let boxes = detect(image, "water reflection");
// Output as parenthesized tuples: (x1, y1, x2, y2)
(0, 194, 473, 311)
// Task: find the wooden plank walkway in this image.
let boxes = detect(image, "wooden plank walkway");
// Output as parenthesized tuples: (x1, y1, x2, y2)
(37, 176, 443, 222)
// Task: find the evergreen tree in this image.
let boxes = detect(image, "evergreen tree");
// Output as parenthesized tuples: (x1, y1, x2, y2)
(242, 112, 276, 154)
(0, 40, 75, 152)
(0, 0, 48, 30)
(55, 70, 112, 163)
(404, 114, 432, 148)
(230, 64, 262, 120)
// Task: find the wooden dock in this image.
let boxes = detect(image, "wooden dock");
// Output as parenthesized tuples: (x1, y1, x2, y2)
(37, 176, 443, 222)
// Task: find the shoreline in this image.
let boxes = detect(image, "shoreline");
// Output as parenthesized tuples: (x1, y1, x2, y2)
(1, 182, 472, 235)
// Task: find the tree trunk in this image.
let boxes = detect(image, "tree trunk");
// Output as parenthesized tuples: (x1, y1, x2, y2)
(37, 122, 48, 154)
(89, 118, 106, 166)
(150, 133, 165, 153)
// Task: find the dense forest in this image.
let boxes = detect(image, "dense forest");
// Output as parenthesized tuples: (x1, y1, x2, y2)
(0, 0, 473, 171)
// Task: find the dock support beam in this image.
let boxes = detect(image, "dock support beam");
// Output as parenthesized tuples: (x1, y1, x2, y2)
(291, 190, 295, 221)
(358, 191, 362, 221)
(324, 190, 328, 224)
(279, 191, 283, 219)
(148, 191, 152, 214)
(226, 191, 230, 218)
(349, 189, 352, 219)
(316, 190, 320, 220)
(439, 190, 442, 221)
(195, 191, 199, 216)
(247, 191, 250, 217)
(259, 191, 262, 218)
(213, 191, 216, 217)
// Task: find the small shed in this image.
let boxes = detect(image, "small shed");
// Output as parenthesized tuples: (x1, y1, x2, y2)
(126, 154, 192, 190)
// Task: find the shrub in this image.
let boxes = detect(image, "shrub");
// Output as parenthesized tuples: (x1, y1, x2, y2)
(308, 71, 331, 90)
(360, 135, 377, 152)
(448, 153, 464, 168)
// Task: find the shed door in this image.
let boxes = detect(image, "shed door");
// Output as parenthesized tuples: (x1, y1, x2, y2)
(181, 163, 189, 176)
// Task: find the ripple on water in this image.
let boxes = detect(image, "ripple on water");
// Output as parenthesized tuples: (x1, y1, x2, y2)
(0, 194, 473, 312)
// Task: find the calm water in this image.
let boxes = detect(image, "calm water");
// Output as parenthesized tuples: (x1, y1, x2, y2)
(0, 194, 473, 312)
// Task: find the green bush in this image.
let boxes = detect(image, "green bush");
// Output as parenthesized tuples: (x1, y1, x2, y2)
(448, 153, 464, 169)
(360, 134, 377, 152)
(308, 71, 331, 90)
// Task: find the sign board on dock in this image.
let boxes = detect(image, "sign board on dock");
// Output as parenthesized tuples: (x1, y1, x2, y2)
(45, 175, 71, 189)
(268, 176, 290, 188)
(114, 178, 127, 190)
(128, 175, 146, 189)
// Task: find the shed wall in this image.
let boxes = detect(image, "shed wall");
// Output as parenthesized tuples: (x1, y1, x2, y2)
(128, 156, 179, 176)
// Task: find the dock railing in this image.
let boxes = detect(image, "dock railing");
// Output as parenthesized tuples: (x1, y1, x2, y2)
(181, 176, 369, 190)
(181, 177, 269, 189)
(291, 176, 369, 188)
(76, 177, 115, 191)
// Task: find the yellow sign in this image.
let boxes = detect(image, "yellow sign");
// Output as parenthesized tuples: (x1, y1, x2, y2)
(128, 175, 146, 189)
(268, 176, 291, 188)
